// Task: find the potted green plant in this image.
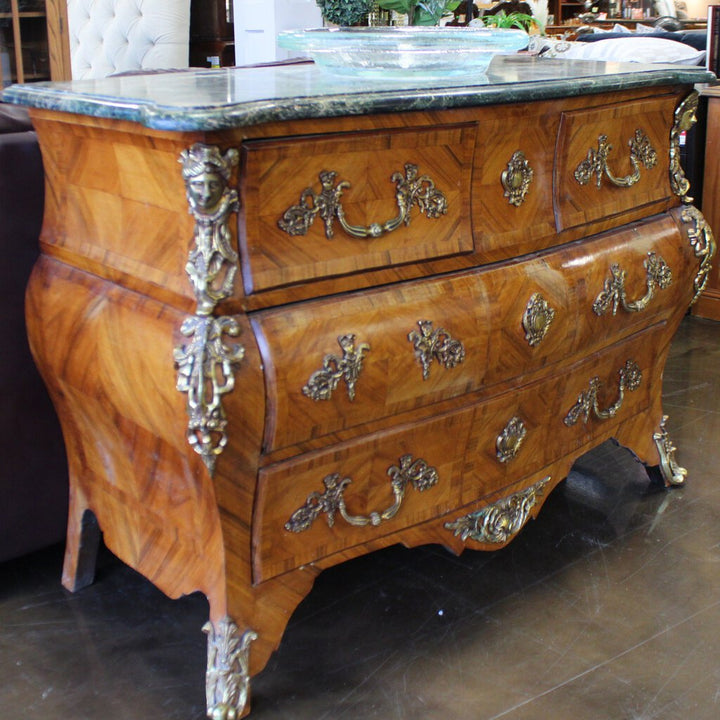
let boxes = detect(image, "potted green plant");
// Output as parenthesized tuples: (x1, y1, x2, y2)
(476, 9, 538, 31)
(316, 0, 375, 26)
(376, 1, 461, 26)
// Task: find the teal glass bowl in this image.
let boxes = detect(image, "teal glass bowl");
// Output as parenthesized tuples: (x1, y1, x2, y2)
(277, 27, 529, 79)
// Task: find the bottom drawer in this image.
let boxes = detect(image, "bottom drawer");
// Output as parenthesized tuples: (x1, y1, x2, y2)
(252, 322, 665, 583)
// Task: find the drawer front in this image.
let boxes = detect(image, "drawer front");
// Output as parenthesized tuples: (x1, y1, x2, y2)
(252, 214, 695, 451)
(554, 94, 677, 231)
(238, 124, 476, 293)
(253, 322, 663, 583)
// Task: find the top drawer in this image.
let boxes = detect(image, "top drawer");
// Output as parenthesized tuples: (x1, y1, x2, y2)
(238, 124, 476, 293)
(554, 94, 676, 231)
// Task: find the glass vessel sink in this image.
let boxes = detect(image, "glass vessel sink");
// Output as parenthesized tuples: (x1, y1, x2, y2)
(277, 27, 529, 79)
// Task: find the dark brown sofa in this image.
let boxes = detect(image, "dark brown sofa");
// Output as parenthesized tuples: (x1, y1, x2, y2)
(0, 103, 68, 563)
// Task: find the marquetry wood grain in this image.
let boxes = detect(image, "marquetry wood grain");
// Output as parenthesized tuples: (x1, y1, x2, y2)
(239, 124, 475, 292)
(253, 213, 697, 453)
(554, 93, 678, 231)
(691, 88, 720, 320)
(31, 111, 207, 312)
(23, 80, 702, 717)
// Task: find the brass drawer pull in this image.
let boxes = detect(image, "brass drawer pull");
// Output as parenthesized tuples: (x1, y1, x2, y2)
(564, 359, 642, 426)
(278, 163, 447, 239)
(574, 129, 657, 189)
(593, 251, 673, 316)
(444, 476, 550, 544)
(408, 320, 465, 380)
(501, 150, 534, 207)
(302, 334, 370, 401)
(285, 454, 439, 533)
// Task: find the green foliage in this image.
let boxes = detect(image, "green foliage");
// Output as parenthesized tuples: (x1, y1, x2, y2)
(377, 0, 461, 26)
(479, 10, 537, 31)
(316, 0, 375, 25)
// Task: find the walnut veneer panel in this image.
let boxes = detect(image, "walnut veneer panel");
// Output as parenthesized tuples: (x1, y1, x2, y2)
(254, 319, 662, 583)
(239, 124, 476, 292)
(555, 94, 677, 231)
(254, 213, 695, 452)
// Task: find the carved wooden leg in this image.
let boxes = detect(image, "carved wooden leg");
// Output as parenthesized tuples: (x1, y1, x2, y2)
(62, 504, 101, 592)
(204, 616, 257, 720)
(653, 415, 687, 487)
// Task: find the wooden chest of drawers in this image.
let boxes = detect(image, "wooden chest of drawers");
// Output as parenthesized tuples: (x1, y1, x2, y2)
(4, 58, 715, 718)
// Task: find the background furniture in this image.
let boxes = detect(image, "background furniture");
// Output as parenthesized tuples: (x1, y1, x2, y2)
(5, 58, 713, 717)
(691, 84, 720, 319)
(190, 0, 234, 68)
(65, 0, 190, 79)
(0, 102, 67, 563)
(0, 0, 50, 85)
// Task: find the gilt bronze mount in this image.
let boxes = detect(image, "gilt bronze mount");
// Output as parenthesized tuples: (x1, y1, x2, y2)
(670, 91, 698, 203)
(501, 150, 534, 207)
(175, 143, 243, 475)
(285, 454, 439, 532)
(496, 416, 528, 463)
(204, 617, 257, 720)
(564, 359, 642, 426)
(302, 334, 371, 401)
(278, 163, 447, 240)
(522, 293, 555, 347)
(592, 252, 673, 316)
(444, 476, 550, 545)
(407, 319, 465, 380)
(575, 129, 657, 188)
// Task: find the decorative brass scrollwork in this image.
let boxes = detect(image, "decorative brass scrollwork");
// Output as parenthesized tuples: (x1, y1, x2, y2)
(444, 476, 550, 544)
(203, 617, 256, 720)
(574, 129, 657, 189)
(278, 163, 447, 240)
(564, 359, 642, 426)
(496, 416, 527, 463)
(681, 205, 716, 305)
(653, 415, 687, 487)
(501, 150, 534, 207)
(285, 454, 439, 532)
(302, 334, 370, 401)
(522, 293, 555, 347)
(175, 143, 242, 475)
(407, 320, 465, 380)
(592, 251, 673, 316)
(670, 91, 699, 204)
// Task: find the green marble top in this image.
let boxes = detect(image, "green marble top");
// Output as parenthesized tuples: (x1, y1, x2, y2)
(1, 56, 714, 132)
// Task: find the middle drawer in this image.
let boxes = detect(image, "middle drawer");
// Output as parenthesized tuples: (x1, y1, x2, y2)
(252, 213, 692, 452)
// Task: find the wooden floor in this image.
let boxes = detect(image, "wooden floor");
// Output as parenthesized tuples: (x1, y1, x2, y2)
(2, 315, 720, 720)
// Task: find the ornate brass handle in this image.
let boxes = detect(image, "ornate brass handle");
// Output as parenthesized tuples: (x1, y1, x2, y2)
(593, 251, 673, 316)
(407, 320, 465, 380)
(278, 163, 447, 240)
(444, 477, 550, 544)
(564, 359, 642, 426)
(302, 334, 370, 402)
(574, 129, 657, 189)
(284, 455, 439, 533)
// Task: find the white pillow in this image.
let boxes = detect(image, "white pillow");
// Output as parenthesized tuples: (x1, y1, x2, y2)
(553, 37, 706, 65)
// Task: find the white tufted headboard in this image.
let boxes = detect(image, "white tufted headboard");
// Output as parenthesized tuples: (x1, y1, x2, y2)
(67, 0, 191, 79)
